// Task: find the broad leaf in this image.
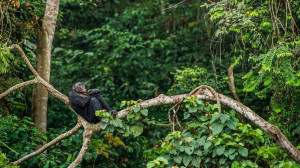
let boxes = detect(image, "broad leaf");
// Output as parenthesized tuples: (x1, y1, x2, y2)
(197, 136, 207, 146)
(184, 112, 191, 119)
(216, 145, 225, 156)
(238, 147, 248, 157)
(131, 123, 144, 137)
(183, 155, 192, 167)
(204, 141, 212, 150)
(210, 113, 220, 123)
(212, 123, 224, 135)
(184, 146, 194, 155)
(140, 109, 148, 116)
(133, 106, 140, 113)
(191, 157, 201, 168)
(174, 155, 182, 164)
(100, 122, 108, 129)
(220, 114, 230, 123)
(226, 120, 237, 130)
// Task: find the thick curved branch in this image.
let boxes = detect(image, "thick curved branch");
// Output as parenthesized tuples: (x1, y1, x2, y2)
(115, 89, 300, 163)
(0, 79, 38, 99)
(68, 129, 93, 168)
(196, 92, 300, 163)
(9, 122, 83, 166)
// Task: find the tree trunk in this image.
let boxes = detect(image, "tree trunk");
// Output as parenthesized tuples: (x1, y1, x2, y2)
(31, 0, 60, 134)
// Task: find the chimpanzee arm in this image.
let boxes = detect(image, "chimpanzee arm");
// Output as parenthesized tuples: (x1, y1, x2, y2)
(69, 91, 91, 108)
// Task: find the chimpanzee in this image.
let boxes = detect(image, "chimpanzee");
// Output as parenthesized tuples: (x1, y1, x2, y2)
(69, 82, 117, 123)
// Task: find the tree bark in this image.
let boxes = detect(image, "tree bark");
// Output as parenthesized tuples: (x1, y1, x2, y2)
(31, 0, 60, 134)
(228, 65, 245, 124)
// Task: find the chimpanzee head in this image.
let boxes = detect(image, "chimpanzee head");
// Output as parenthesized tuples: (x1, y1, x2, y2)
(72, 82, 86, 93)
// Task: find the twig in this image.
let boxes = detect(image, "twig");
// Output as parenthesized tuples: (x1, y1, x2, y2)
(162, 0, 186, 11)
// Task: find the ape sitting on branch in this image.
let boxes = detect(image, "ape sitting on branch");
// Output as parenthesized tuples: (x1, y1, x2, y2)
(69, 82, 117, 123)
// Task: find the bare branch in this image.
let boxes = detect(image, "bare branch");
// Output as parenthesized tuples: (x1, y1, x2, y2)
(68, 129, 93, 168)
(115, 88, 300, 163)
(9, 122, 82, 166)
(196, 90, 300, 163)
(162, 0, 186, 11)
(228, 66, 246, 124)
(228, 65, 241, 102)
(9, 122, 83, 166)
(0, 79, 38, 99)
(7, 44, 39, 77)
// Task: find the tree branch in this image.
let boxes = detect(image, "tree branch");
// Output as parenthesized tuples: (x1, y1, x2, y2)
(228, 65, 241, 102)
(68, 129, 93, 168)
(7, 44, 39, 77)
(9, 122, 83, 166)
(0, 79, 38, 99)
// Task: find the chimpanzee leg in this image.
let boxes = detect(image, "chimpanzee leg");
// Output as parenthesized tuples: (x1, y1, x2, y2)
(87, 97, 103, 123)
(94, 93, 112, 112)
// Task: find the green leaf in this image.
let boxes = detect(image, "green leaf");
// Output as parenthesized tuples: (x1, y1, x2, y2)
(229, 153, 238, 160)
(191, 157, 201, 168)
(198, 116, 209, 121)
(245, 160, 257, 167)
(225, 120, 237, 130)
(204, 105, 210, 111)
(188, 107, 198, 113)
(216, 145, 225, 156)
(212, 148, 217, 158)
(210, 104, 219, 110)
(110, 118, 123, 128)
(194, 149, 202, 156)
(100, 122, 108, 129)
(174, 155, 182, 164)
(210, 113, 220, 123)
(184, 146, 194, 155)
(197, 136, 207, 146)
(219, 157, 226, 164)
(212, 123, 224, 135)
(122, 126, 130, 137)
(157, 157, 168, 164)
(238, 147, 248, 157)
(228, 148, 236, 154)
(220, 114, 230, 123)
(146, 161, 155, 168)
(101, 117, 109, 123)
(133, 106, 141, 113)
(204, 141, 212, 150)
(140, 109, 148, 116)
(184, 112, 191, 119)
(183, 155, 192, 166)
(120, 101, 127, 107)
(214, 138, 222, 145)
(131, 123, 144, 137)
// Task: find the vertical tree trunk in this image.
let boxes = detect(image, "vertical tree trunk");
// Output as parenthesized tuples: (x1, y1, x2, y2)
(32, 0, 60, 134)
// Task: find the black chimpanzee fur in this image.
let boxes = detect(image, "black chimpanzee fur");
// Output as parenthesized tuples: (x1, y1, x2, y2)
(69, 90, 112, 123)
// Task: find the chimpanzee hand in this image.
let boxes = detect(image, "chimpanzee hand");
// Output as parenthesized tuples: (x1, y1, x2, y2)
(88, 89, 100, 96)
(109, 110, 118, 118)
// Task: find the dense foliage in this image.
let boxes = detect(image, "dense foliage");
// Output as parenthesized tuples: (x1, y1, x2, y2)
(0, 0, 299, 167)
